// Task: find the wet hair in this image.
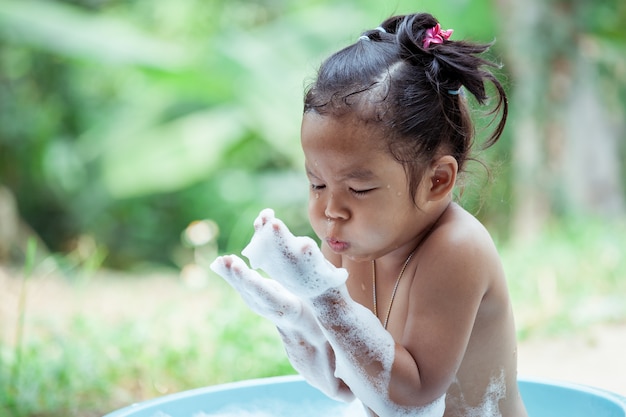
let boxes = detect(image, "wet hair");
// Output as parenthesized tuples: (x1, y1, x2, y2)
(304, 13, 508, 202)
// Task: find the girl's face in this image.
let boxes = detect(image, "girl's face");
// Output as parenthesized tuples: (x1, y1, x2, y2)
(301, 112, 431, 262)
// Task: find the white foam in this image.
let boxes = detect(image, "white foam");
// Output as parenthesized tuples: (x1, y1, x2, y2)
(322, 292, 445, 415)
(213, 208, 446, 417)
(210, 254, 305, 325)
(447, 370, 506, 417)
(241, 208, 347, 298)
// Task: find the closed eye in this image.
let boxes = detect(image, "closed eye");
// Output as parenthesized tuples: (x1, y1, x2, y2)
(311, 183, 326, 191)
(350, 188, 375, 196)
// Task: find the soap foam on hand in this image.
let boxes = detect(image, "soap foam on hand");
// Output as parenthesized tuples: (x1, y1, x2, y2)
(311, 285, 446, 417)
(448, 370, 506, 417)
(241, 208, 348, 298)
(210, 210, 357, 403)
(214, 209, 447, 417)
(209, 254, 305, 326)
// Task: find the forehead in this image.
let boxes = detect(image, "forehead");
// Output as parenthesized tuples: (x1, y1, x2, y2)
(301, 112, 401, 179)
(301, 112, 387, 154)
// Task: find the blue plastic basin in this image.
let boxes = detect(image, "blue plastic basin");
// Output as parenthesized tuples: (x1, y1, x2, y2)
(104, 375, 626, 417)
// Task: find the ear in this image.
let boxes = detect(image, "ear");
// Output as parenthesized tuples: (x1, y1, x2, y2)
(427, 155, 458, 201)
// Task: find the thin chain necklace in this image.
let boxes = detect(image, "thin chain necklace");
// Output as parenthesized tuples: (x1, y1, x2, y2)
(371, 249, 416, 330)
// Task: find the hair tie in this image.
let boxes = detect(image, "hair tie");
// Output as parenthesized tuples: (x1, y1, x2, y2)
(359, 26, 386, 42)
(423, 23, 453, 49)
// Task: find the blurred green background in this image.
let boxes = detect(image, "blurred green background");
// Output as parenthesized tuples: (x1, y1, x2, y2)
(0, 0, 625, 416)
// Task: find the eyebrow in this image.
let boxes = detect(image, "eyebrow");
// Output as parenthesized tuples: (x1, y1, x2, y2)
(305, 167, 320, 179)
(305, 165, 376, 182)
(340, 168, 376, 181)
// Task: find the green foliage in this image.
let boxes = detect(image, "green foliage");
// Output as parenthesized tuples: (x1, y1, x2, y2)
(0, 273, 295, 417)
(503, 217, 626, 339)
(0, 1, 624, 414)
(0, 0, 505, 269)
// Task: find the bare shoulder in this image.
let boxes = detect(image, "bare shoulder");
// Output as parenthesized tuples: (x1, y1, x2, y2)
(414, 203, 503, 304)
(437, 203, 495, 244)
(396, 203, 507, 400)
(425, 203, 500, 269)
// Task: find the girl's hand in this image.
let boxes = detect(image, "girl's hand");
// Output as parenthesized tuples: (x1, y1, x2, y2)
(211, 249, 355, 403)
(210, 254, 303, 326)
(241, 208, 348, 298)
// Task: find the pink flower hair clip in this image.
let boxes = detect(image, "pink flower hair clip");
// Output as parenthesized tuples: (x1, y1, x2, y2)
(423, 23, 453, 49)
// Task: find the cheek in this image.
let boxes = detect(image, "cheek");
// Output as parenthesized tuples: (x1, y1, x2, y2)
(308, 195, 325, 231)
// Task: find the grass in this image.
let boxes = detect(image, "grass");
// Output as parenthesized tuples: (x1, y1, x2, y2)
(503, 217, 626, 339)
(0, 217, 625, 417)
(0, 269, 295, 417)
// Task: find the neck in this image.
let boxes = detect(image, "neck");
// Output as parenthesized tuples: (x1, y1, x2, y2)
(378, 203, 447, 269)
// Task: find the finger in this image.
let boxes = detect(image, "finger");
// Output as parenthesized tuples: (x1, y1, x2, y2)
(209, 254, 251, 291)
(214, 255, 306, 323)
(253, 208, 275, 231)
(211, 255, 293, 305)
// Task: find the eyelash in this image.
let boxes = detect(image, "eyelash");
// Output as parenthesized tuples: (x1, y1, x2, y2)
(350, 188, 372, 196)
(310, 184, 373, 196)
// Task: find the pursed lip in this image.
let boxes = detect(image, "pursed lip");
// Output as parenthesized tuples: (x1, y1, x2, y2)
(325, 237, 350, 253)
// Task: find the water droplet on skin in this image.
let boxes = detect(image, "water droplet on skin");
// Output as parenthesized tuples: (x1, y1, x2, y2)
(396, 192, 402, 197)
(315, 193, 320, 199)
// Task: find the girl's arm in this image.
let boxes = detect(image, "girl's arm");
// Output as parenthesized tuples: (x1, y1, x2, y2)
(239, 209, 446, 417)
(210, 255, 354, 402)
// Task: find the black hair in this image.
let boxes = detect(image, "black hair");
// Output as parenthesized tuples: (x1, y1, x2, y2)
(304, 13, 508, 202)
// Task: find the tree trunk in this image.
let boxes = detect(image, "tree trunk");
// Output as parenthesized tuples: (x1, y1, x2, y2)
(496, 0, 625, 242)
(562, 55, 625, 216)
(496, 0, 551, 241)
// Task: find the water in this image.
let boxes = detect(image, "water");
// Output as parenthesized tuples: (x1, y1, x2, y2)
(104, 375, 626, 417)
(153, 400, 364, 417)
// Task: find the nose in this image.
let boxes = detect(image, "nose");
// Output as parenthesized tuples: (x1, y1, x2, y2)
(324, 193, 349, 221)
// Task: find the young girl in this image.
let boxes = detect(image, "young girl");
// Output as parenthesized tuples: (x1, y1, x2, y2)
(211, 12, 528, 417)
